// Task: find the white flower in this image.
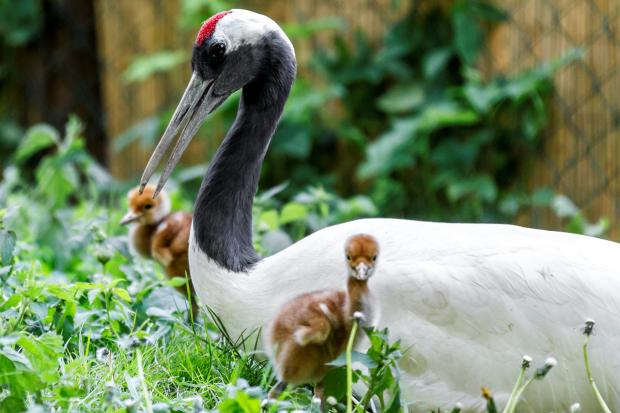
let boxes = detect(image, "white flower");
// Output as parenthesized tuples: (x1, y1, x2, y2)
(545, 357, 557, 368)
(570, 403, 581, 413)
(521, 355, 533, 368)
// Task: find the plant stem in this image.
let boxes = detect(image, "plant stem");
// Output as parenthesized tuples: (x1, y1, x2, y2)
(355, 372, 376, 413)
(503, 364, 528, 413)
(104, 291, 120, 339)
(346, 319, 359, 413)
(583, 334, 612, 413)
(136, 349, 153, 413)
(506, 376, 535, 413)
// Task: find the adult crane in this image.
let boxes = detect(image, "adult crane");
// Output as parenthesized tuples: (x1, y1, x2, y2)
(139, 9, 620, 412)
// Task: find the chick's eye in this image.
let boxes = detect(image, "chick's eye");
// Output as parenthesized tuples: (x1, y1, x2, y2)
(209, 42, 226, 59)
(372, 256, 377, 261)
(346, 255, 351, 260)
(144, 204, 153, 210)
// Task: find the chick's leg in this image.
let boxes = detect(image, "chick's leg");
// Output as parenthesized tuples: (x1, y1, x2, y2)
(268, 381, 288, 399)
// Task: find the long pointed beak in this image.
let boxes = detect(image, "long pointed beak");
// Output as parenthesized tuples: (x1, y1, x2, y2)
(120, 211, 141, 226)
(139, 73, 226, 197)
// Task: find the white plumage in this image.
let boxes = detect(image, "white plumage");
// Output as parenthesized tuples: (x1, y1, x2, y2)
(190, 219, 620, 412)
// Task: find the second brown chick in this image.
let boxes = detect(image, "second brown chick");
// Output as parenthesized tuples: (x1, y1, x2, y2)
(121, 185, 196, 310)
(265, 234, 380, 399)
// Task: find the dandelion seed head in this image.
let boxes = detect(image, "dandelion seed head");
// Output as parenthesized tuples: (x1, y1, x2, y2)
(521, 355, 532, 368)
(455, 402, 463, 409)
(353, 311, 365, 321)
(545, 357, 557, 368)
(570, 403, 581, 413)
(326, 396, 338, 406)
(535, 357, 557, 378)
(582, 319, 595, 336)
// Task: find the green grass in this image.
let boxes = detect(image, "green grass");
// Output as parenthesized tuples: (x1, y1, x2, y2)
(0, 121, 395, 412)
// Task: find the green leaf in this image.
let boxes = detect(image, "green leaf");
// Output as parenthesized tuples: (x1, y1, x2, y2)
(531, 188, 555, 207)
(416, 101, 479, 130)
(470, 1, 508, 22)
(280, 203, 309, 224)
(15, 124, 59, 162)
(551, 195, 579, 218)
(16, 332, 63, 383)
(258, 210, 279, 231)
(327, 350, 378, 369)
(423, 48, 452, 79)
(164, 277, 187, 288)
(377, 82, 424, 114)
(359, 118, 419, 178)
(0, 0, 42, 46)
(35, 157, 79, 206)
(112, 288, 131, 302)
(583, 217, 609, 238)
(464, 82, 504, 112)
(321, 366, 347, 401)
(452, 4, 483, 65)
(218, 390, 261, 413)
(0, 229, 16, 265)
(384, 386, 403, 413)
(123, 50, 189, 84)
(447, 175, 497, 203)
(0, 294, 20, 311)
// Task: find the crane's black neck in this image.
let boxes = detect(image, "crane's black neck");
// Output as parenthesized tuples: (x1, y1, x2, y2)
(193, 35, 296, 272)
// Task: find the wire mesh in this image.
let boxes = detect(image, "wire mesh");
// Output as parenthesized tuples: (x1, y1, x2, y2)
(483, 0, 619, 238)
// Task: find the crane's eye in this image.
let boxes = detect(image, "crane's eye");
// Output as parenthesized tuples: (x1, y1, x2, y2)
(144, 204, 153, 210)
(372, 256, 377, 261)
(209, 42, 226, 59)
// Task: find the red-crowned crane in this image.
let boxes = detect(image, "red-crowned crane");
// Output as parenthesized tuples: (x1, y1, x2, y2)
(138, 9, 620, 412)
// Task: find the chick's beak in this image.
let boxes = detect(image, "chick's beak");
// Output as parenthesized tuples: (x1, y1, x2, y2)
(120, 211, 141, 226)
(355, 263, 371, 280)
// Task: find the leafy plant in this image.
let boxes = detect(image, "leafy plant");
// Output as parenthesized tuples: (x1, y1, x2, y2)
(309, 2, 582, 222)
(0, 121, 380, 412)
(551, 194, 609, 237)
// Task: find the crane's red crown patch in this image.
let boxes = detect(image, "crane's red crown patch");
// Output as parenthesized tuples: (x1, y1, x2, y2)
(196, 11, 232, 45)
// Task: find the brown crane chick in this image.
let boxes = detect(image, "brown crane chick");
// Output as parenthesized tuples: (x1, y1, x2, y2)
(120, 185, 196, 309)
(265, 234, 379, 400)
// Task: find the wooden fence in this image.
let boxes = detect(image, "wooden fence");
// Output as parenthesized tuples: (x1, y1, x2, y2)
(484, 0, 620, 239)
(94, 0, 620, 239)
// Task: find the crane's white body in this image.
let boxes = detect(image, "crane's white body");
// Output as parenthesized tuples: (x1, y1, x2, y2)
(189, 218, 620, 412)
